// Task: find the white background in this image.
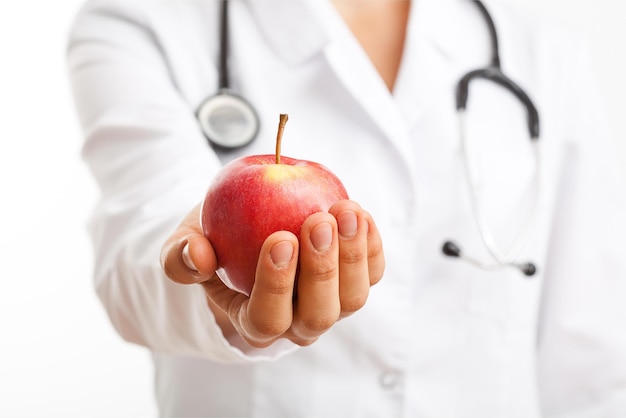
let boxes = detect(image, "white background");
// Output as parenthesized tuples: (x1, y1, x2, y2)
(0, 0, 624, 417)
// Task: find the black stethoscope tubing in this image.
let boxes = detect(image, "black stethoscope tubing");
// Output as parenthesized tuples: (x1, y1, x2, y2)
(443, 0, 540, 276)
(196, 0, 260, 149)
(217, 0, 231, 92)
(455, 0, 540, 141)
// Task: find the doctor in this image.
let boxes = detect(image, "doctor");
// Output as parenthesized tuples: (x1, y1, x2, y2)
(68, 0, 626, 416)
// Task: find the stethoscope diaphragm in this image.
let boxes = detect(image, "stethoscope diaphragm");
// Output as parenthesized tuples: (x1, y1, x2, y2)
(196, 90, 260, 149)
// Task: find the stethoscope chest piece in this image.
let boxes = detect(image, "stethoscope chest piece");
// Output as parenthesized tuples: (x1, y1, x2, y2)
(197, 90, 260, 149)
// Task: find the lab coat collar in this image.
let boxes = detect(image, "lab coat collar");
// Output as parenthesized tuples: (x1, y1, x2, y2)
(413, 0, 473, 62)
(415, 0, 496, 71)
(245, 0, 482, 181)
(246, 0, 417, 171)
(246, 0, 474, 66)
(395, 0, 492, 128)
(245, 0, 333, 66)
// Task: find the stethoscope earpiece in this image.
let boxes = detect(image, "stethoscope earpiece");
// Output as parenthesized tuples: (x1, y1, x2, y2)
(441, 241, 537, 278)
(518, 262, 537, 277)
(442, 241, 462, 258)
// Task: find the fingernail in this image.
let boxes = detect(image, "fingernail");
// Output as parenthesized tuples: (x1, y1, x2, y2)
(311, 222, 333, 252)
(271, 241, 294, 268)
(182, 242, 198, 271)
(338, 211, 357, 239)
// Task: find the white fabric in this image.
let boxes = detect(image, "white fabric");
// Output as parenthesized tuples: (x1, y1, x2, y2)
(67, 0, 626, 416)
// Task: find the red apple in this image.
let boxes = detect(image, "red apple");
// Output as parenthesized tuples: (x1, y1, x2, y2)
(201, 114, 349, 296)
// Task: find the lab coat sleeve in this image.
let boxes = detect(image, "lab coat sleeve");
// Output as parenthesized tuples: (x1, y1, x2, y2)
(537, 39, 626, 417)
(66, 1, 297, 363)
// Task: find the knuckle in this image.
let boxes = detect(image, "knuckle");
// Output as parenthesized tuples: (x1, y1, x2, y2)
(258, 278, 293, 296)
(340, 294, 368, 313)
(160, 251, 175, 276)
(369, 259, 386, 286)
(243, 338, 274, 349)
(291, 336, 318, 347)
(370, 269, 384, 286)
(340, 246, 367, 266)
(300, 316, 336, 334)
(251, 320, 291, 339)
(368, 239, 384, 260)
(306, 261, 338, 283)
(160, 242, 199, 284)
(161, 260, 178, 281)
(255, 271, 294, 295)
(161, 257, 185, 283)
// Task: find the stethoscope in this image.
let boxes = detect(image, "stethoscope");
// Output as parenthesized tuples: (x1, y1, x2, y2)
(196, 0, 540, 276)
(196, 0, 260, 148)
(441, 0, 540, 277)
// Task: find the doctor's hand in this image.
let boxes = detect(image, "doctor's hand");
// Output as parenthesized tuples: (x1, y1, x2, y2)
(161, 200, 384, 348)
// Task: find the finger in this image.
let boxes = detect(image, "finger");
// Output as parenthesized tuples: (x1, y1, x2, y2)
(161, 234, 217, 284)
(242, 231, 299, 345)
(181, 242, 197, 270)
(364, 210, 385, 286)
(201, 273, 248, 328)
(329, 201, 370, 316)
(198, 274, 241, 338)
(291, 213, 341, 341)
(161, 204, 218, 284)
(169, 236, 217, 283)
(185, 234, 218, 275)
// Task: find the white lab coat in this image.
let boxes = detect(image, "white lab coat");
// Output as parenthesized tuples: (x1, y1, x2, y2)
(67, 0, 626, 416)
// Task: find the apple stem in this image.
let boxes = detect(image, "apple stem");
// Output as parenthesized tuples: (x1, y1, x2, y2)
(276, 114, 288, 164)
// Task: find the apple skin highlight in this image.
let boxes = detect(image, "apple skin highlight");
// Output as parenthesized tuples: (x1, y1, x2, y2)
(201, 154, 349, 296)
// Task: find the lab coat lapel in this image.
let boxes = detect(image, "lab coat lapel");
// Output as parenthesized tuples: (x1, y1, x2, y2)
(245, 0, 331, 66)
(323, 25, 415, 157)
(245, 0, 485, 177)
(248, 0, 419, 177)
(318, 0, 483, 173)
(394, 0, 490, 132)
(394, 0, 453, 131)
(318, 1, 419, 178)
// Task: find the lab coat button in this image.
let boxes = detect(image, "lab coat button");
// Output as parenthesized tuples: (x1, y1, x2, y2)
(379, 371, 400, 389)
